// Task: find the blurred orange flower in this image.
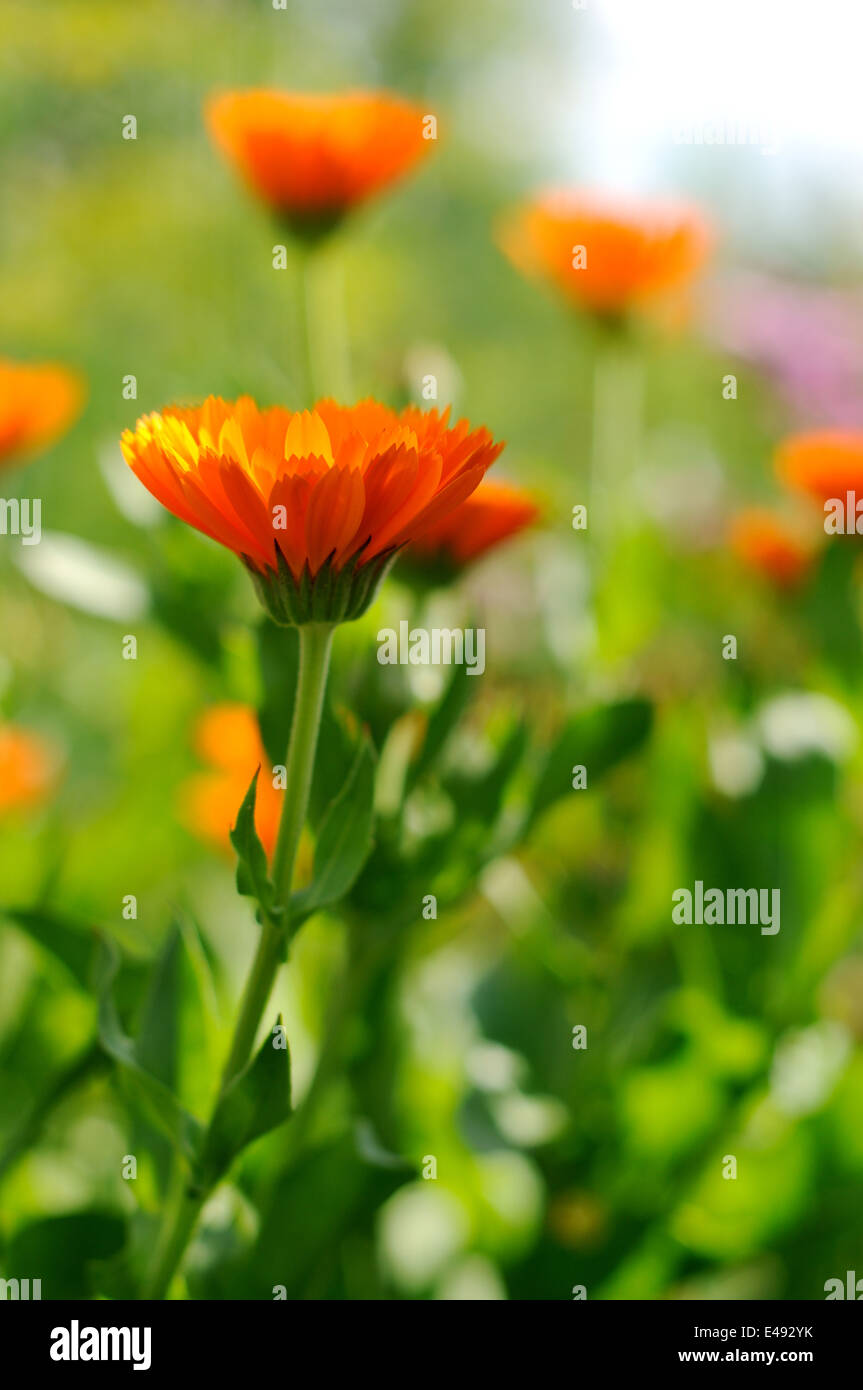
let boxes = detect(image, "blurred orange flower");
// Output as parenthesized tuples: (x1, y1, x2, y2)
(0, 360, 84, 470)
(181, 704, 282, 858)
(499, 190, 713, 320)
(0, 724, 58, 814)
(776, 430, 863, 503)
(121, 396, 504, 623)
(405, 478, 538, 570)
(729, 508, 815, 589)
(205, 90, 434, 233)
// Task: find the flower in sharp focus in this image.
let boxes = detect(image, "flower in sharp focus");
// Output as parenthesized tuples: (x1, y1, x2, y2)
(0, 724, 59, 814)
(776, 430, 863, 505)
(0, 360, 85, 471)
(205, 89, 435, 236)
(401, 478, 539, 582)
(120, 396, 504, 624)
(180, 704, 282, 858)
(729, 508, 816, 589)
(499, 190, 713, 322)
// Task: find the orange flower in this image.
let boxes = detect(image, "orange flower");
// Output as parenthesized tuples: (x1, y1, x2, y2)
(181, 704, 282, 858)
(776, 430, 863, 504)
(499, 190, 713, 319)
(0, 360, 84, 470)
(205, 90, 434, 233)
(0, 724, 58, 814)
(729, 508, 815, 589)
(120, 396, 504, 624)
(405, 478, 538, 572)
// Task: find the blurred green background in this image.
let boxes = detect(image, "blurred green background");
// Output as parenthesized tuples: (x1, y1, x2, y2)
(1, 0, 863, 1301)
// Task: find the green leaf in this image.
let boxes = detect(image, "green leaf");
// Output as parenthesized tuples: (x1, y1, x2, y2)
(292, 734, 376, 919)
(308, 700, 362, 830)
(230, 769, 278, 918)
(131, 926, 183, 1196)
(408, 661, 473, 790)
(803, 541, 863, 682)
(136, 925, 181, 1088)
(1, 905, 95, 990)
(199, 1015, 291, 1182)
(257, 617, 299, 766)
(96, 936, 201, 1161)
(529, 696, 654, 826)
(7, 1212, 127, 1300)
(443, 718, 529, 823)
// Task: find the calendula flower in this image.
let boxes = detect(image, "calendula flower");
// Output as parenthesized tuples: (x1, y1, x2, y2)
(0, 359, 84, 470)
(403, 478, 538, 580)
(776, 430, 863, 504)
(0, 723, 58, 814)
(120, 396, 504, 625)
(499, 190, 712, 321)
(181, 704, 282, 857)
(205, 89, 434, 236)
(729, 508, 815, 589)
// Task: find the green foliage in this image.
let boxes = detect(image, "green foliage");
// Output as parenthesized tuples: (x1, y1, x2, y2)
(95, 936, 202, 1162)
(230, 770, 279, 922)
(292, 734, 376, 922)
(199, 1017, 292, 1184)
(0, 0, 861, 1307)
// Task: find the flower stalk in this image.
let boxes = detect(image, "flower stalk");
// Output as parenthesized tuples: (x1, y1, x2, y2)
(144, 621, 334, 1299)
(297, 243, 352, 405)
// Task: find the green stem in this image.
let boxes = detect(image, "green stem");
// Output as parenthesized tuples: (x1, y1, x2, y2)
(143, 622, 334, 1299)
(144, 1176, 206, 1302)
(271, 623, 334, 907)
(296, 246, 316, 406)
(588, 329, 644, 551)
(216, 917, 286, 1093)
(298, 244, 353, 404)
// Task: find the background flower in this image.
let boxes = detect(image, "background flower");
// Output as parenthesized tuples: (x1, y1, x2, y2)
(403, 477, 538, 573)
(707, 274, 863, 429)
(0, 360, 84, 470)
(498, 190, 712, 319)
(776, 430, 863, 504)
(729, 508, 816, 588)
(180, 704, 282, 858)
(0, 723, 58, 814)
(206, 89, 434, 232)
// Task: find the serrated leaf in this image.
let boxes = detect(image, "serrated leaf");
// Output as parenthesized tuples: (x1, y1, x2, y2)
(199, 1015, 291, 1182)
(292, 734, 376, 920)
(96, 937, 202, 1161)
(230, 769, 277, 918)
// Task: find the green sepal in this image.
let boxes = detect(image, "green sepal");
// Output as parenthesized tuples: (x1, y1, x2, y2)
(246, 542, 400, 627)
